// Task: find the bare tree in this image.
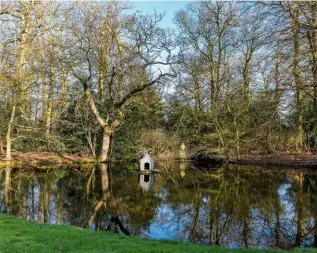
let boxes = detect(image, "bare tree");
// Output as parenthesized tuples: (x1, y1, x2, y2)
(64, 2, 176, 162)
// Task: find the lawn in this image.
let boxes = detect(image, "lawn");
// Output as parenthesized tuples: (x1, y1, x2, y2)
(0, 214, 315, 253)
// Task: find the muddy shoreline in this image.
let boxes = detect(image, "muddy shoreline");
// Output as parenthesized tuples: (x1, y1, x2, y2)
(1, 152, 317, 169)
(231, 154, 317, 169)
(0, 152, 96, 167)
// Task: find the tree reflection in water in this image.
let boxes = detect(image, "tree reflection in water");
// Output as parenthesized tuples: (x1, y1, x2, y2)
(1, 163, 317, 249)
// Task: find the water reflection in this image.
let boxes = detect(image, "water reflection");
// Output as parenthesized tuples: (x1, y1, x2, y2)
(139, 174, 154, 192)
(1, 163, 317, 249)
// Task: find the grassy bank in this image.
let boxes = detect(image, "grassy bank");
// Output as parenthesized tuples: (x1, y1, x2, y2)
(0, 214, 315, 253)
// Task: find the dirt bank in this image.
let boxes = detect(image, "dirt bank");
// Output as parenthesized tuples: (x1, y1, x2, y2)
(232, 154, 317, 168)
(0, 152, 96, 167)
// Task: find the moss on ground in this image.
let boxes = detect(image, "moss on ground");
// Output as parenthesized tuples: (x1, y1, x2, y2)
(0, 214, 315, 253)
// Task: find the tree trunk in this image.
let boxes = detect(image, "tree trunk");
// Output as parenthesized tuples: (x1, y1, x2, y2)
(101, 127, 113, 162)
(43, 181, 49, 223)
(242, 217, 249, 248)
(216, 31, 222, 101)
(274, 47, 281, 103)
(295, 172, 303, 246)
(0, 139, 4, 155)
(209, 203, 215, 245)
(100, 163, 110, 200)
(60, 69, 68, 112)
(4, 167, 12, 214)
(274, 189, 281, 248)
(292, 6, 304, 152)
(194, 74, 202, 111)
(19, 6, 30, 117)
(57, 190, 63, 224)
(46, 50, 55, 136)
(5, 105, 16, 161)
(40, 45, 47, 121)
(86, 163, 110, 228)
(38, 181, 43, 222)
(189, 202, 200, 242)
(116, 42, 124, 101)
(31, 180, 35, 220)
(313, 212, 317, 248)
(243, 52, 251, 102)
(98, 44, 106, 104)
(310, 4, 317, 135)
(98, 13, 112, 104)
(209, 46, 216, 108)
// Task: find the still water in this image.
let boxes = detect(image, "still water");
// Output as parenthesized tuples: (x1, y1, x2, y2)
(1, 163, 317, 249)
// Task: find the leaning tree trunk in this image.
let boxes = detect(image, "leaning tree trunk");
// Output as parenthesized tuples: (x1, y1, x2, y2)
(101, 127, 113, 162)
(86, 163, 110, 228)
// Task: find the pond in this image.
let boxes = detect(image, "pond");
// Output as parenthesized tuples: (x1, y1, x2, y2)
(1, 162, 317, 250)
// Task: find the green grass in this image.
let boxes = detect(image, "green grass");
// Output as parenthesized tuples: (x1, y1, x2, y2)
(0, 214, 316, 253)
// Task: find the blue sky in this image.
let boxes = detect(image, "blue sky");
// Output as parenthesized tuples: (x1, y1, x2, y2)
(132, 1, 189, 28)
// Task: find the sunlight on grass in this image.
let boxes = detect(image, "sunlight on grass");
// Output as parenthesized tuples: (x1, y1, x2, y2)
(0, 214, 315, 253)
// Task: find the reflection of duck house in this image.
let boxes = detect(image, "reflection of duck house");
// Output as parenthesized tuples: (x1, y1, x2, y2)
(139, 152, 154, 171)
(139, 174, 154, 192)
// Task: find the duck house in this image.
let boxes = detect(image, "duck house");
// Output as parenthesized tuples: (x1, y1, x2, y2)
(139, 152, 154, 171)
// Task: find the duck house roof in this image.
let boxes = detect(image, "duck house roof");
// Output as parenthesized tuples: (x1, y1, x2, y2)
(139, 153, 153, 163)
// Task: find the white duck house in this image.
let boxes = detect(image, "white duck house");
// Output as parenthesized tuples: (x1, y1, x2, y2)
(139, 152, 154, 171)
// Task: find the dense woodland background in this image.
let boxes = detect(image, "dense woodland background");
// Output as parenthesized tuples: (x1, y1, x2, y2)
(1, 1, 317, 161)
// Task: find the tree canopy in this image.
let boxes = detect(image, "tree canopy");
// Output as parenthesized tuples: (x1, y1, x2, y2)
(1, 1, 317, 160)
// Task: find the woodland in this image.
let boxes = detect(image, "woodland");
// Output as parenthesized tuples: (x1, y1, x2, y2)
(1, 1, 317, 162)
